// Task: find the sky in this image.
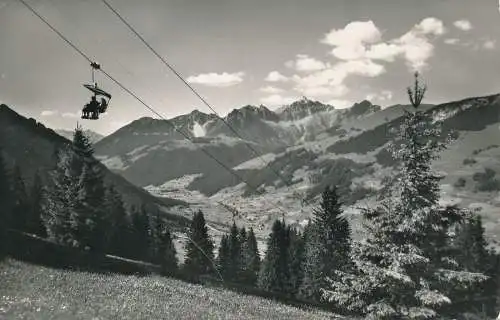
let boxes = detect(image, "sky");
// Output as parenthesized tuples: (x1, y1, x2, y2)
(1, 0, 500, 135)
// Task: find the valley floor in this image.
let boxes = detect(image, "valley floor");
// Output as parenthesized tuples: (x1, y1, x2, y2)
(0, 259, 345, 320)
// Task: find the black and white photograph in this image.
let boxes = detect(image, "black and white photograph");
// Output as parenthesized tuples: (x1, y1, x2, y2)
(1, 0, 500, 319)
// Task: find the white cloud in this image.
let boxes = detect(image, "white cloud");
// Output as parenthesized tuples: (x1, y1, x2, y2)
(260, 94, 297, 106)
(41, 110, 57, 117)
(292, 59, 385, 90)
(444, 38, 460, 45)
(265, 71, 289, 82)
(415, 17, 446, 35)
(259, 86, 284, 94)
(321, 21, 382, 61)
(453, 20, 472, 31)
(61, 112, 79, 118)
(186, 72, 244, 87)
(366, 90, 393, 102)
(394, 31, 436, 71)
(384, 17, 445, 71)
(286, 54, 326, 72)
(326, 99, 353, 109)
(321, 20, 382, 46)
(320, 17, 445, 71)
(365, 43, 402, 62)
(484, 40, 496, 50)
(264, 17, 444, 108)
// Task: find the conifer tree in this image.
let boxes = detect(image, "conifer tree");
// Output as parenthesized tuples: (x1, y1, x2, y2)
(217, 235, 231, 279)
(44, 125, 106, 250)
(299, 186, 351, 304)
(148, 211, 163, 263)
(104, 185, 129, 257)
(314, 186, 351, 272)
(298, 223, 325, 302)
(242, 227, 260, 286)
(227, 222, 242, 282)
(130, 205, 151, 261)
(453, 215, 498, 316)
(239, 227, 247, 247)
(72, 124, 94, 159)
(158, 223, 178, 276)
(44, 147, 79, 246)
(288, 228, 305, 298)
(183, 210, 215, 278)
(27, 171, 47, 237)
(148, 211, 178, 275)
(258, 219, 290, 294)
(322, 72, 488, 319)
(11, 165, 30, 231)
(238, 227, 248, 282)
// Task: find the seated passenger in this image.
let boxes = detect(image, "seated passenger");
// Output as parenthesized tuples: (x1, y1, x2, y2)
(99, 98, 108, 113)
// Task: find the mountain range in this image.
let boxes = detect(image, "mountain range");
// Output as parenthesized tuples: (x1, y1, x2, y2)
(2, 92, 500, 252)
(92, 95, 500, 249)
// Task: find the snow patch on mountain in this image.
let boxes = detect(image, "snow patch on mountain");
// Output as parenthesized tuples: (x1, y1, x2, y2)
(193, 121, 206, 137)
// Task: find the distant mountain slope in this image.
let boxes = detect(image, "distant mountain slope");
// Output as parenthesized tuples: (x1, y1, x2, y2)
(93, 97, 381, 189)
(0, 104, 189, 229)
(56, 129, 104, 144)
(93, 93, 500, 246)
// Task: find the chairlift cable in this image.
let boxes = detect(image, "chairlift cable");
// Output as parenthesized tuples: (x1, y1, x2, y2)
(15, 0, 293, 224)
(99, 0, 315, 207)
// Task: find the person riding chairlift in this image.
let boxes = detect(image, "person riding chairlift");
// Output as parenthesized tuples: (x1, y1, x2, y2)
(99, 97, 108, 113)
(87, 95, 100, 119)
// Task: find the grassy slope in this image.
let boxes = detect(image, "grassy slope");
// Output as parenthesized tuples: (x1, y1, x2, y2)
(0, 259, 345, 320)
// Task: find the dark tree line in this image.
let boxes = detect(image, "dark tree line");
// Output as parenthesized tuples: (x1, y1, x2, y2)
(0, 126, 178, 275)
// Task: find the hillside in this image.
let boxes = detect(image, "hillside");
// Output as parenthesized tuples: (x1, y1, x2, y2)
(93, 94, 500, 247)
(0, 104, 189, 229)
(0, 259, 344, 320)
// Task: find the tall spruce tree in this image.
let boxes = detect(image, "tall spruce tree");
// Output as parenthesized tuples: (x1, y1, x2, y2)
(453, 215, 498, 316)
(227, 222, 242, 282)
(104, 185, 129, 257)
(298, 222, 325, 302)
(44, 125, 106, 250)
(288, 228, 305, 298)
(322, 72, 488, 319)
(148, 211, 163, 263)
(299, 186, 351, 304)
(183, 210, 215, 278)
(157, 223, 178, 276)
(148, 211, 177, 275)
(217, 234, 231, 279)
(27, 171, 47, 237)
(73, 163, 106, 252)
(11, 165, 30, 231)
(44, 147, 79, 246)
(242, 227, 260, 286)
(130, 205, 151, 261)
(258, 219, 290, 294)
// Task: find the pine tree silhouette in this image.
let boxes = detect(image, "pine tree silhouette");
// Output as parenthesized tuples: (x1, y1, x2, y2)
(27, 171, 47, 237)
(322, 72, 488, 319)
(183, 210, 215, 279)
